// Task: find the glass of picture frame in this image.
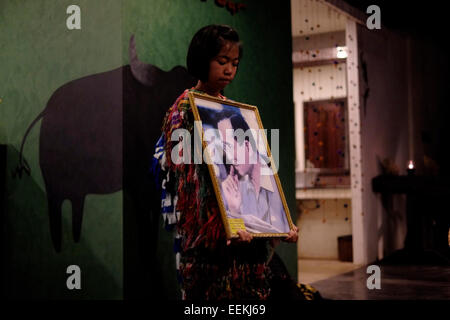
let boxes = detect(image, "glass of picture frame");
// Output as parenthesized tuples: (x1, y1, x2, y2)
(188, 91, 294, 239)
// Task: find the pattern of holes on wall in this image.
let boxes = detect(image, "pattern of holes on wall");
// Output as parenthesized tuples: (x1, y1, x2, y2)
(291, 0, 346, 36)
(294, 62, 347, 102)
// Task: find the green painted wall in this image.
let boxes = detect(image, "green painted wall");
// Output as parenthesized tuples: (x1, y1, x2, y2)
(122, 0, 297, 297)
(1, 0, 295, 299)
(0, 0, 123, 299)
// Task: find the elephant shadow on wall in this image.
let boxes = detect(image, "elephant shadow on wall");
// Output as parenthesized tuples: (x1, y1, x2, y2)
(13, 34, 196, 255)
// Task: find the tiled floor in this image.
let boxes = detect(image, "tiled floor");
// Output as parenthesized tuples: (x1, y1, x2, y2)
(310, 264, 450, 300)
(301, 250, 450, 300)
(298, 259, 362, 284)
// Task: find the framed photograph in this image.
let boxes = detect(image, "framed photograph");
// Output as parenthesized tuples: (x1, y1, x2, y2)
(188, 91, 294, 239)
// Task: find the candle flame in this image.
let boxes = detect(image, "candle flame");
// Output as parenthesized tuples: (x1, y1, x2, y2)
(408, 160, 414, 169)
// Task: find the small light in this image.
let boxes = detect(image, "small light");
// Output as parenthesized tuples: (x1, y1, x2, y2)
(407, 160, 415, 176)
(336, 46, 348, 59)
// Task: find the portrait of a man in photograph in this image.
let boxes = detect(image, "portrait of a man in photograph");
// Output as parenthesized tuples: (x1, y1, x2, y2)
(196, 98, 291, 236)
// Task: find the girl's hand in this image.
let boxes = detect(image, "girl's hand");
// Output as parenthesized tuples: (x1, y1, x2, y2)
(283, 226, 299, 243)
(270, 226, 298, 247)
(226, 230, 253, 245)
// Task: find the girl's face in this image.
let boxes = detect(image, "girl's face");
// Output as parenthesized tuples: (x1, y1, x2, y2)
(207, 41, 239, 92)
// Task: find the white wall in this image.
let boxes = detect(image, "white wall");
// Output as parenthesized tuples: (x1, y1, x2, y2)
(291, 41, 351, 261)
(345, 20, 365, 264)
(291, 0, 356, 262)
(291, 0, 346, 36)
(293, 63, 347, 170)
(297, 199, 352, 259)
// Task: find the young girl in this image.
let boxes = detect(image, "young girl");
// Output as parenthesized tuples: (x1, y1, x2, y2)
(153, 24, 301, 300)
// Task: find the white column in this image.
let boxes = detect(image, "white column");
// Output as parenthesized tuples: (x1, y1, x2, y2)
(345, 19, 366, 264)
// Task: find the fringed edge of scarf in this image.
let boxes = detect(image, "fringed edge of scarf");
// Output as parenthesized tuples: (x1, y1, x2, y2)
(180, 259, 272, 300)
(160, 89, 226, 251)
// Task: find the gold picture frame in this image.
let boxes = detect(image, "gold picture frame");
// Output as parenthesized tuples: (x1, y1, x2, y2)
(188, 91, 294, 239)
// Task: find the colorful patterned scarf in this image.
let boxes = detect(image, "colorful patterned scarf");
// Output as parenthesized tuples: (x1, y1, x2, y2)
(152, 88, 272, 300)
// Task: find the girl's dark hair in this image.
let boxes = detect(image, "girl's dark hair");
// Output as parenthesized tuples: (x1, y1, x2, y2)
(187, 24, 243, 82)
